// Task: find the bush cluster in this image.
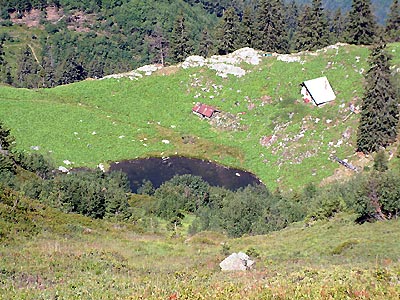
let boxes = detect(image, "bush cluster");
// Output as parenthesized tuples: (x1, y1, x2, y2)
(138, 167, 400, 237)
(138, 174, 308, 237)
(0, 152, 132, 221)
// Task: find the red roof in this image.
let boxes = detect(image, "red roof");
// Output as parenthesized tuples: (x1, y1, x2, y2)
(192, 103, 217, 118)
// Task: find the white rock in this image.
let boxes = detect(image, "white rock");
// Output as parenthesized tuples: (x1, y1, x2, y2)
(181, 55, 206, 69)
(58, 166, 69, 173)
(209, 63, 246, 78)
(97, 163, 105, 172)
(277, 54, 302, 63)
(220, 252, 255, 271)
(136, 64, 162, 75)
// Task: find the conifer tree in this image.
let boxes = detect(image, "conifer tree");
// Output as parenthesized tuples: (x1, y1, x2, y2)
(385, 0, 400, 42)
(169, 13, 194, 63)
(345, 0, 377, 45)
(330, 8, 346, 43)
(0, 40, 11, 84)
(215, 7, 240, 55)
(16, 45, 40, 88)
(57, 52, 87, 85)
(198, 28, 214, 57)
(237, 5, 255, 49)
(0, 120, 15, 153)
(147, 24, 168, 66)
(373, 149, 389, 172)
(0, 40, 4, 66)
(295, 0, 330, 51)
(310, 0, 330, 48)
(356, 42, 399, 153)
(254, 0, 289, 53)
(286, 0, 299, 50)
(0, 37, 12, 85)
(294, 6, 314, 51)
(40, 42, 56, 88)
(87, 58, 105, 79)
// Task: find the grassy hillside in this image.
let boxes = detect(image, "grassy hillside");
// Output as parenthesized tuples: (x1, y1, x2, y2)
(1, 43, 400, 190)
(1, 191, 399, 299)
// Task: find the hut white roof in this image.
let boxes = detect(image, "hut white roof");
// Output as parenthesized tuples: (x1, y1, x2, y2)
(302, 76, 336, 105)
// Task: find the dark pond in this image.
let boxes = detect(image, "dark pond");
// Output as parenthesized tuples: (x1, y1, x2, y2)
(109, 156, 263, 193)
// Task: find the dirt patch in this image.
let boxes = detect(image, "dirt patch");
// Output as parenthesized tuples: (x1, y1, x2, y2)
(10, 9, 42, 27)
(320, 155, 371, 186)
(320, 167, 356, 186)
(155, 66, 179, 76)
(46, 6, 64, 22)
(8, 6, 95, 32)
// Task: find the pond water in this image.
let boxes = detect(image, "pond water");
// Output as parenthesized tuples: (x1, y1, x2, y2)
(109, 156, 263, 193)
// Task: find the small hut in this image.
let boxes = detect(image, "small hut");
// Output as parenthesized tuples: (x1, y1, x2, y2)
(301, 76, 336, 106)
(192, 102, 219, 119)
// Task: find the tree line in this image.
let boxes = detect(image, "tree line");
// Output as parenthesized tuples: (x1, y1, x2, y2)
(0, 0, 399, 88)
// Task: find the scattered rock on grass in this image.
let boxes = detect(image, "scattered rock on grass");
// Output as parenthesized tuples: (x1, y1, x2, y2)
(220, 252, 255, 271)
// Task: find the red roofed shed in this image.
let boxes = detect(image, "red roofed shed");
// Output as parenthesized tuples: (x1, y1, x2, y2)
(192, 103, 219, 118)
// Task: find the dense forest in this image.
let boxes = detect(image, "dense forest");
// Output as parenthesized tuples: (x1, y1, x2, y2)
(0, 0, 399, 88)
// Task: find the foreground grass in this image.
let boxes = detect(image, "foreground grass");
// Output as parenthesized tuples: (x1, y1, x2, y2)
(2, 43, 400, 190)
(1, 195, 399, 299)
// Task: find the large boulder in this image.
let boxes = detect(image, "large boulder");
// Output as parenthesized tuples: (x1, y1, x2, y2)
(219, 252, 255, 271)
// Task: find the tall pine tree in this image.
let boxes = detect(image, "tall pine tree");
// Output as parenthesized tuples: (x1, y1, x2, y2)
(16, 45, 40, 88)
(356, 42, 399, 153)
(0, 40, 11, 85)
(330, 8, 346, 43)
(345, 0, 377, 45)
(295, 0, 330, 51)
(237, 5, 255, 49)
(0, 120, 15, 153)
(40, 42, 56, 88)
(198, 28, 214, 58)
(286, 0, 299, 50)
(56, 51, 87, 86)
(146, 24, 168, 66)
(385, 0, 400, 42)
(295, 6, 313, 51)
(254, 0, 289, 53)
(169, 13, 194, 64)
(215, 7, 240, 55)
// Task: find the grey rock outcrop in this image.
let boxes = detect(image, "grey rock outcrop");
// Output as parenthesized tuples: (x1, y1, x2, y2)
(219, 252, 255, 271)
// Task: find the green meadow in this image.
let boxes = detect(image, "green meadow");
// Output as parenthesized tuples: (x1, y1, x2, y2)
(3, 43, 399, 190)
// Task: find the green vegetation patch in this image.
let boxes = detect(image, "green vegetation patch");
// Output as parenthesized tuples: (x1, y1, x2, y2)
(1, 205, 399, 299)
(1, 43, 400, 191)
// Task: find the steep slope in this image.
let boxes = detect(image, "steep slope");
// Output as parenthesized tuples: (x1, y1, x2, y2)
(0, 0, 218, 78)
